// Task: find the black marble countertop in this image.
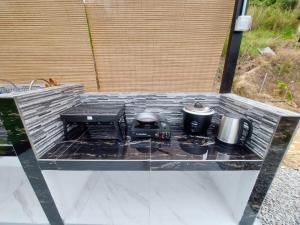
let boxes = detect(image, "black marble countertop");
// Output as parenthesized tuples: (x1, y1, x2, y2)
(39, 129, 263, 171)
(41, 129, 262, 161)
(0, 145, 15, 156)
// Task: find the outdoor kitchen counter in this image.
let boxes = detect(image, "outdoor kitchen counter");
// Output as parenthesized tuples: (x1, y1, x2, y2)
(1, 85, 299, 225)
(38, 130, 263, 171)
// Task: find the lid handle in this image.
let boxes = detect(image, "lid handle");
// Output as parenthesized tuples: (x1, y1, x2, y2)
(194, 102, 203, 108)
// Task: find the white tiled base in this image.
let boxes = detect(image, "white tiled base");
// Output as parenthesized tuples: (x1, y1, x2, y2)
(149, 171, 235, 225)
(43, 171, 149, 225)
(43, 170, 259, 225)
(0, 163, 259, 225)
(0, 157, 49, 225)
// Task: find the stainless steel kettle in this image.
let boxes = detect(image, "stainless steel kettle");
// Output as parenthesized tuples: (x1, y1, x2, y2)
(217, 113, 253, 145)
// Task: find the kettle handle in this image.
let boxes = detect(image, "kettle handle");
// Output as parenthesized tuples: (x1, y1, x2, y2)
(238, 118, 253, 144)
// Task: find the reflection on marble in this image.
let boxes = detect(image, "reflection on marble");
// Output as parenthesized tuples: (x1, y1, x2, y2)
(40, 130, 262, 162)
(39, 129, 263, 171)
(0, 156, 49, 225)
(150, 161, 262, 171)
(0, 145, 15, 156)
(150, 134, 261, 161)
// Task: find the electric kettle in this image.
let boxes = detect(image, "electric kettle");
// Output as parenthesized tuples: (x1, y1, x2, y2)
(217, 113, 253, 145)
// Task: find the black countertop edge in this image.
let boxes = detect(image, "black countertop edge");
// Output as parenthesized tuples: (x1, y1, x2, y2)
(38, 160, 150, 171)
(38, 159, 263, 162)
(0, 145, 16, 156)
(38, 159, 262, 171)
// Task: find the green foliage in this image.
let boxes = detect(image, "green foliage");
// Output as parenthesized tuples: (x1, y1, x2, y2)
(0, 139, 7, 145)
(295, 3, 300, 18)
(252, 0, 299, 9)
(249, 5, 298, 32)
(277, 0, 299, 9)
(240, 30, 282, 56)
(276, 79, 288, 89)
(275, 80, 295, 102)
(236, 5, 299, 57)
(275, 61, 292, 76)
(252, 0, 277, 6)
(287, 90, 294, 102)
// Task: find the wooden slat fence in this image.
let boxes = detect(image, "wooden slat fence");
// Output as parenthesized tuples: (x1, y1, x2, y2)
(0, 0, 98, 91)
(0, 0, 235, 92)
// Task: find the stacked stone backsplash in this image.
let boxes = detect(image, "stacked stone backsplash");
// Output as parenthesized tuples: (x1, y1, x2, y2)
(219, 94, 299, 157)
(0, 85, 42, 94)
(81, 92, 300, 158)
(80, 92, 220, 128)
(15, 85, 84, 158)
(6, 88, 298, 159)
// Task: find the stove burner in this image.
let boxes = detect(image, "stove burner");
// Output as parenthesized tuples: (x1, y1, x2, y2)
(131, 119, 171, 140)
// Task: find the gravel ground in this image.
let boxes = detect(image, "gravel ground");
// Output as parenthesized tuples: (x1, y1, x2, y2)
(258, 167, 300, 225)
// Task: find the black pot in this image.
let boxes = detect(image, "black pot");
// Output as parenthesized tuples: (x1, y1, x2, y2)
(182, 102, 215, 135)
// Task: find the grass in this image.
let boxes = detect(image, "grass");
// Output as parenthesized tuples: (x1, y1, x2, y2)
(238, 4, 299, 57)
(250, 5, 298, 31)
(240, 30, 282, 56)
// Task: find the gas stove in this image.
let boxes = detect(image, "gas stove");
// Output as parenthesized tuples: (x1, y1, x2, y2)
(131, 119, 171, 140)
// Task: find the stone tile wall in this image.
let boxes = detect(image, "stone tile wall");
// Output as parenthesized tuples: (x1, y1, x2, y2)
(8, 88, 299, 158)
(81, 93, 300, 158)
(219, 94, 299, 157)
(80, 92, 220, 128)
(15, 85, 84, 157)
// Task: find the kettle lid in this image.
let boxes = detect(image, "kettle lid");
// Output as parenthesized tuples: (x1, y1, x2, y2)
(183, 102, 215, 115)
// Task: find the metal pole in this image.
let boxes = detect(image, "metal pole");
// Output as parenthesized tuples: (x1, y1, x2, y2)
(219, 0, 249, 93)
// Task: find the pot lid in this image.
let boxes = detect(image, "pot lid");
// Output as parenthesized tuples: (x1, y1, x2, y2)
(136, 112, 160, 123)
(183, 102, 215, 115)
